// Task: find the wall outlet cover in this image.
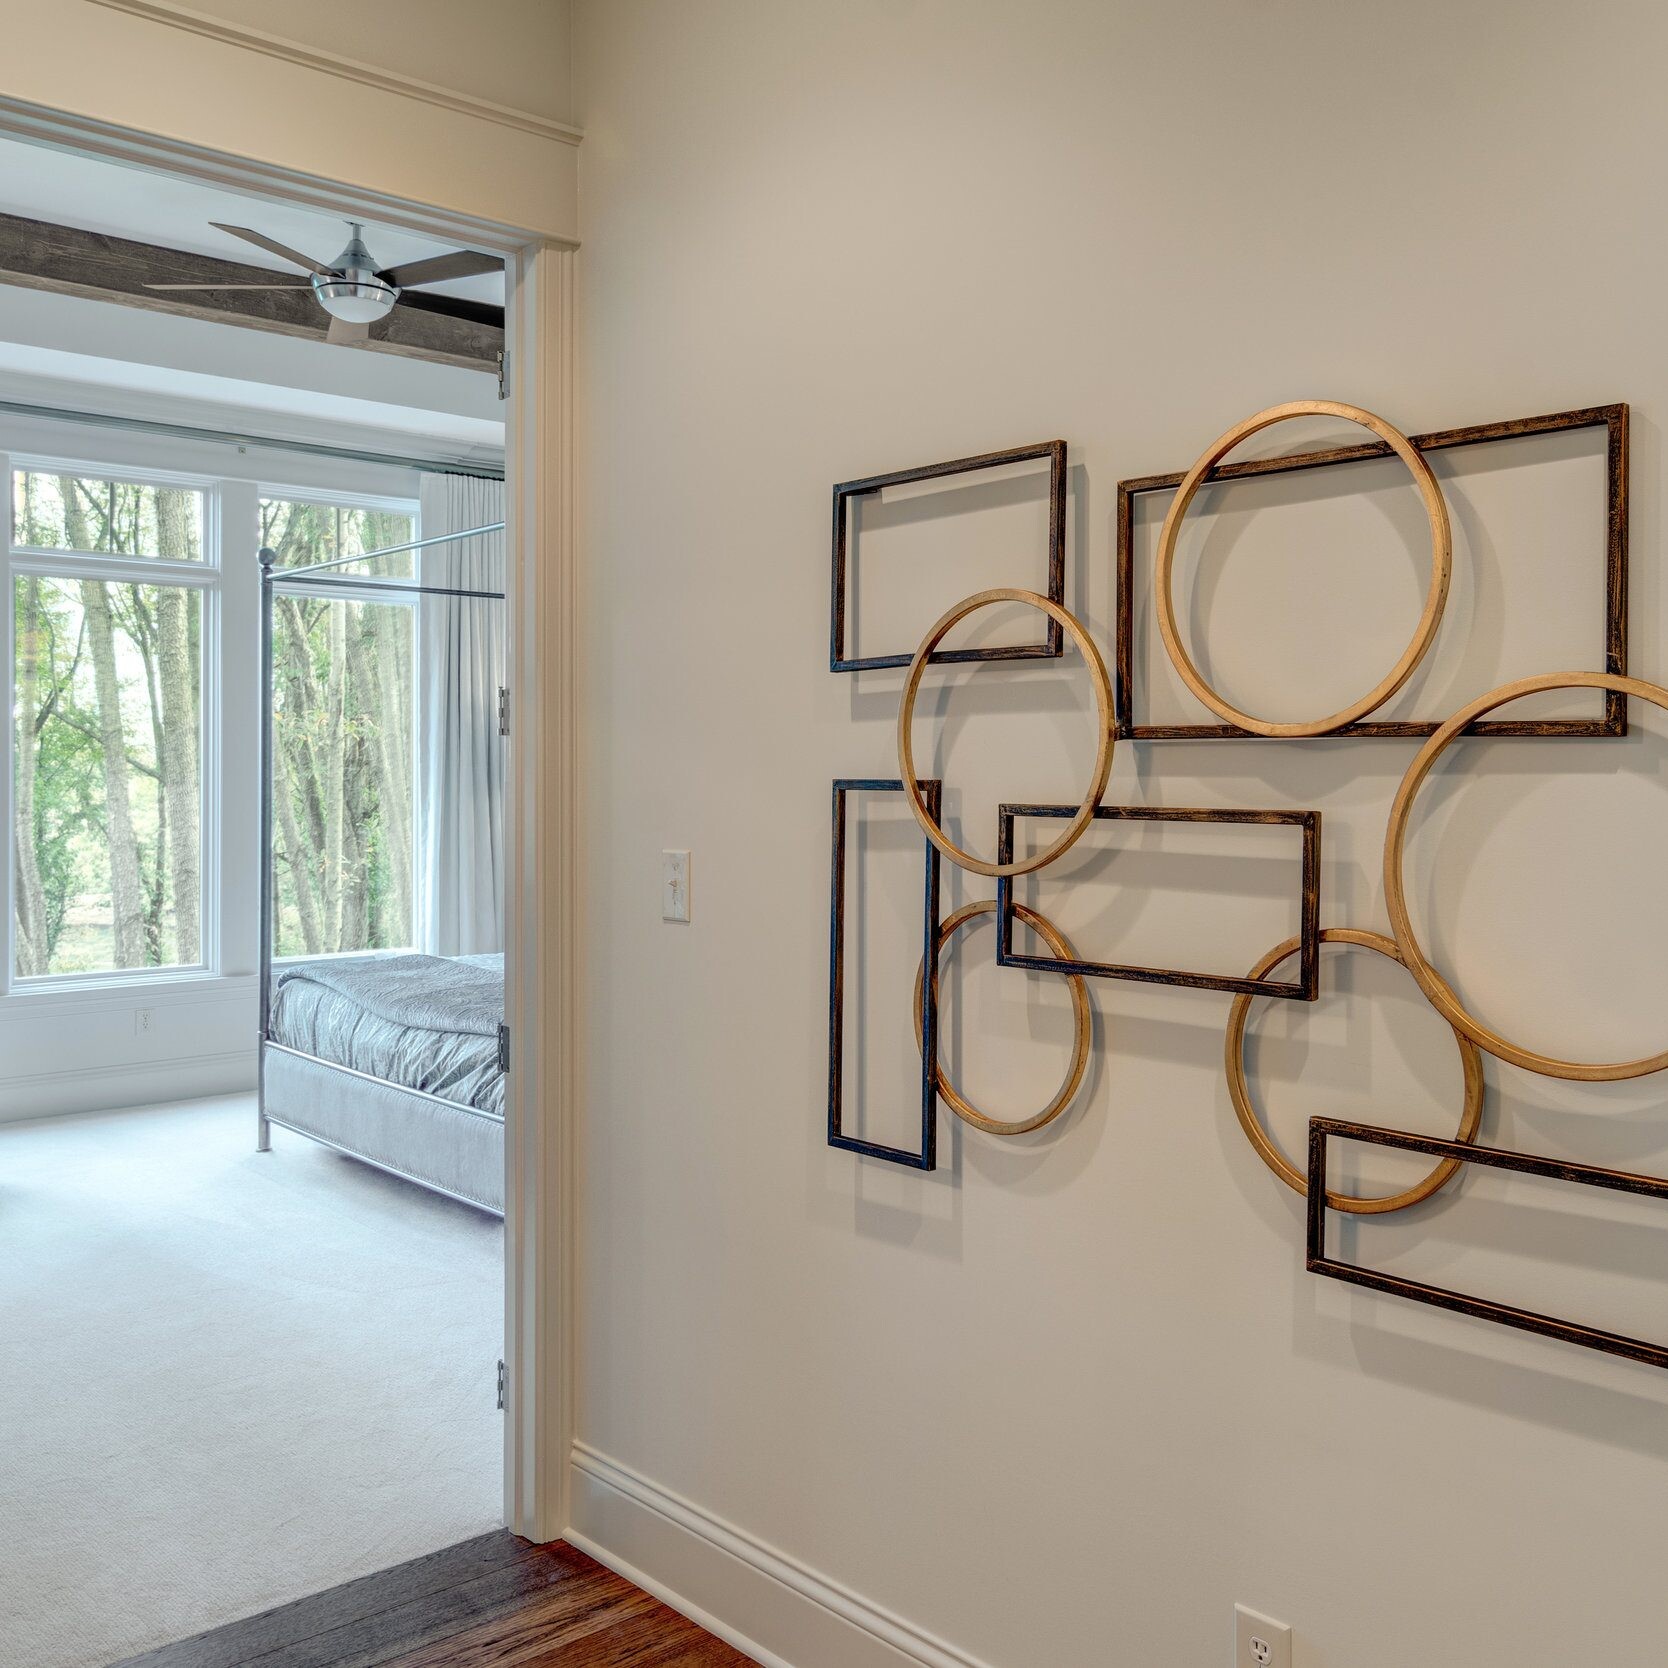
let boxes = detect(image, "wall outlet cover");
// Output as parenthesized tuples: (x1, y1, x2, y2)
(1235, 1605, 1291, 1668)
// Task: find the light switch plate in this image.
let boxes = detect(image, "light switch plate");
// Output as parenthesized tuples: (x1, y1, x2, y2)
(1235, 1605, 1291, 1668)
(662, 849, 691, 921)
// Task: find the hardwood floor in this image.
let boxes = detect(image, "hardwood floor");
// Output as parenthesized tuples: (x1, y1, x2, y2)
(110, 1532, 754, 1668)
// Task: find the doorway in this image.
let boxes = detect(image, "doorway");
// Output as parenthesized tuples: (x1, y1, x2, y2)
(0, 92, 572, 1666)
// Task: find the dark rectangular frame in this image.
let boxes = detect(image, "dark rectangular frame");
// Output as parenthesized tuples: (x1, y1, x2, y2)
(994, 805, 1321, 998)
(1115, 403, 1630, 739)
(831, 440, 1068, 672)
(1307, 1117, 1668, 1372)
(828, 778, 943, 1169)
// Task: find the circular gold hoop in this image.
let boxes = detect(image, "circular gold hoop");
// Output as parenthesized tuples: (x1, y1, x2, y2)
(1154, 401, 1453, 737)
(1225, 927, 1484, 1212)
(897, 588, 1115, 878)
(1385, 671, 1668, 1081)
(912, 899, 1091, 1136)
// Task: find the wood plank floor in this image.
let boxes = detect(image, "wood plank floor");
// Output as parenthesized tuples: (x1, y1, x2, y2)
(110, 1532, 754, 1668)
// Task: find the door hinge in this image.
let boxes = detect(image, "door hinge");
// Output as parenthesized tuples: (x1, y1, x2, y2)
(497, 1022, 510, 1074)
(497, 684, 510, 737)
(497, 349, 509, 401)
(496, 1358, 506, 1410)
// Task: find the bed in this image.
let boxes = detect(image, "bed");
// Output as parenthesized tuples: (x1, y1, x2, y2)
(259, 952, 506, 1215)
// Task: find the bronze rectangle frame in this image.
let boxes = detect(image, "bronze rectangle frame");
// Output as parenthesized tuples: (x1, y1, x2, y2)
(831, 440, 1068, 672)
(1115, 403, 1630, 739)
(994, 804, 1321, 998)
(1307, 1117, 1668, 1372)
(828, 778, 943, 1169)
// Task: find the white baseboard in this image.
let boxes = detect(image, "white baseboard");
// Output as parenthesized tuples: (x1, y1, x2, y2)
(568, 1442, 997, 1668)
(0, 1048, 256, 1123)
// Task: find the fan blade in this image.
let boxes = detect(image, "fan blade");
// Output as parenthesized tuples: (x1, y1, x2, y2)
(210, 222, 336, 276)
(144, 283, 313, 290)
(374, 250, 503, 289)
(328, 316, 373, 346)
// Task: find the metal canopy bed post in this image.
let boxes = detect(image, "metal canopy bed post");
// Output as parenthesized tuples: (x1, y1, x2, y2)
(257, 521, 510, 1215)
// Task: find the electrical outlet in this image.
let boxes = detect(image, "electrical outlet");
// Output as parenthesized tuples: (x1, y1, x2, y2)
(661, 849, 691, 922)
(1235, 1605, 1291, 1668)
(134, 1008, 153, 1036)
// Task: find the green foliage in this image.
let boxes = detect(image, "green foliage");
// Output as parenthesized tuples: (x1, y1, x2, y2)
(12, 470, 202, 976)
(263, 497, 416, 957)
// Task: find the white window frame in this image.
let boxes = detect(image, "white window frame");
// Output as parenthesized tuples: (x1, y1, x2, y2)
(3, 450, 223, 993)
(258, 484, 423, 964)
(0, 425, 421, 1005)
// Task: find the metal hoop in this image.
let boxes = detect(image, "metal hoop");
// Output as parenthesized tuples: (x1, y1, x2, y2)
(897, 589, 1115, 878)
(1225, 927, 1484, 1213)
(912, 900, 1091, 1136)
(1385, 671, 1668, 1081)
(1154, 401, 1452, 737)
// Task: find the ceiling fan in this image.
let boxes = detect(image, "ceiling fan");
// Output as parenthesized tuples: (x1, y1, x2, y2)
(144, 221, 504, 345)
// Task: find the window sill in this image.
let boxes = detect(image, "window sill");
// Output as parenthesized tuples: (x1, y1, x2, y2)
(0, 970, 257, 1017)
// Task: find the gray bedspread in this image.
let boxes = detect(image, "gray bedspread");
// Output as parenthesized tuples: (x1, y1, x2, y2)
(269, 952, 505, 1117)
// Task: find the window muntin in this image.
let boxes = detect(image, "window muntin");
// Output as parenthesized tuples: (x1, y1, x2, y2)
(13, 575, 203, 977)
(13, 467, 206, 563)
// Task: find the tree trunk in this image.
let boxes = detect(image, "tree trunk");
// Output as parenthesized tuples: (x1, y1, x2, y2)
(156, 493, 199, 962)
(273, 741, 324, 954)
(79, 578, 147, 967)
(321, 603, 348, 948)
(64, 481, 147, 968)
(346, 611, 413, 937)
(13, 575, 50, 975)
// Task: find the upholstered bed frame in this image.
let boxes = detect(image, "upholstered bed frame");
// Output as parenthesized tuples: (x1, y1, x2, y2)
(258, 1042, 505, 1216)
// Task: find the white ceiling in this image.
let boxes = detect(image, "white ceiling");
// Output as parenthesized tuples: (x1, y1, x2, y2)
(0, 134, 505, 305)
(0, 283, 505, 463)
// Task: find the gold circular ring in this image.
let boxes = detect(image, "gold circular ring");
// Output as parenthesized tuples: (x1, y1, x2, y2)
(1225, 927, 1484, 1213)
(1385, 671, 1668, 1081)
(1154, 401, 1453, 737)
(912, 899, 1092, 1136)
(897, 588, 1115, 877)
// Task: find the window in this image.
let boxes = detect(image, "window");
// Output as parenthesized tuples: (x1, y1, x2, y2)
(261, 496, 418, 958)
(260, 496, 415, 577)
(4, 444, 425, 993)
(10, 465, 211, 980)
(13, 467, 206, 562)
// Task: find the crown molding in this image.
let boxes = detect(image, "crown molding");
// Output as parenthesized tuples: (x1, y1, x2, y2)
(86, 0, 584, 147)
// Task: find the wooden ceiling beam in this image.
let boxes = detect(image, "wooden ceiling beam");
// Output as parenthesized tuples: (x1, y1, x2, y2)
(0, 212, 503, 373)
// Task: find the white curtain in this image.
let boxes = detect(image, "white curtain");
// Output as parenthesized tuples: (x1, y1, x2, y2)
(417, 472, 506, 956)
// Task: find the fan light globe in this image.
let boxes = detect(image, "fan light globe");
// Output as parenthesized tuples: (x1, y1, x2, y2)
(311, 277, 399, 323)
(311, 222, 400, 323)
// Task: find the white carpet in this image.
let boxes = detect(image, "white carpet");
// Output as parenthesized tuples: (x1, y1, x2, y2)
(0, 1095, 504, 1668)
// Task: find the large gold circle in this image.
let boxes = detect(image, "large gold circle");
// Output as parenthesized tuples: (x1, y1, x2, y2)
(897, 588, 1115, 878)
(1154, 401, 1453, 737)
(1225, 927, 1484, 1213)
(912, 899, 1092, 1136)
(1385, 671, 1668, 1081)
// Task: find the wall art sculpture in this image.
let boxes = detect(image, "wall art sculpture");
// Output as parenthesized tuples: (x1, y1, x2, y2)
(830, 440, 1067, 672)
(827, 778, 943, 1170)
(1155, 401, 1454, 738)
(915, 900, 1091, 1137)
(1226, 927, 1484, 1212)
(824, 405, 1668, 1376)
(896, 587, 1115, 878)
(996, 805, 1322, 999)
(1307, 1118, 1668, 1372)
(1114, 403, 1629, 740)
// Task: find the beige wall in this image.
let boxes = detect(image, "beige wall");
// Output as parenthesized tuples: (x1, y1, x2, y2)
(0, 1, 576, 240)
(570, 3, 1668, 1665)
(178, 0, 573, 127)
